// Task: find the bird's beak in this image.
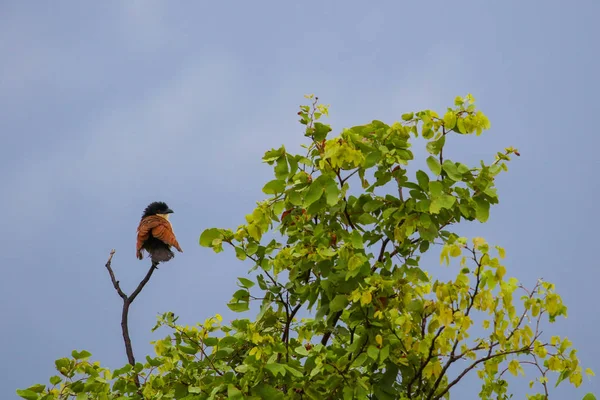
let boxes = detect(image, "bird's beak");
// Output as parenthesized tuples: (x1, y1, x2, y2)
(166, 208, 174, 214)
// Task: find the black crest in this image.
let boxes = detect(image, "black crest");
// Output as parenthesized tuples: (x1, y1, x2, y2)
(141, 201, 173, 219)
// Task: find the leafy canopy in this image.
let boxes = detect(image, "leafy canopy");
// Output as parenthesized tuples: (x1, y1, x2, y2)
(19, 95, 594, 400)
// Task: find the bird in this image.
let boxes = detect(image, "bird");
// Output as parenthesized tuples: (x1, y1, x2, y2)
(136, 201, 183, 263)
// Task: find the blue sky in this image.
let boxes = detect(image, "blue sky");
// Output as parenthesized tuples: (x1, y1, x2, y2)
(1, 1, 598, 398)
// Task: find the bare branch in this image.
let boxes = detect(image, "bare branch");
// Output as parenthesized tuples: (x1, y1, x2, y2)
(320, 311, 342, 346)
(105, 250, 127, 300)
(407, 326, 445, 397)
(103, 250, 161, 388)
(340, 168, 360, 185)
(129, 261, 159, 303)
(432, 345, 534, 400)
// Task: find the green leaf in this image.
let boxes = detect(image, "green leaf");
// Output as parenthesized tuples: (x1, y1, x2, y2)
(457, 163, 470, 174)
(232, 289, 249, 301)
(363, 199, 383, 212)
(330, 295, 349, 312)
(401, 112, 414, 121)
(474, 197, 490, 222)
(364, 151, 381, 168)
(426, 156, 442, 176)
(262, 179, 286, 195)
(380, 345, 390, 363)
(428, 181, 443, 197)
(70, 381, 84, 393)
(294, 345, 309, 356)
(426, 135, 445, 155)
(307, 197, 326, 215)
(352, 353, 368, 367)
(274, 157, 289, 180)
(430, 195, 455, 214)
(304, 182, 323, 207)
(71, 350, 91, 360)
(325, 180, 340, 206)
(406, 300, 424, 313)
(27, 385, 45, 394)
(401, 182, 421, 192)
(199, 228, 222, 247)
(214, 347, 235, 360)
(313, 122, 332, 141)
(419, 213, 432, 227)
(284, 365, 304, 378)
(235, 247, 246, 260)
(318, 247, 337, 257)
(556, 369, 571, 387)
(351, 230, 363, 249)
(343, 386, 354, 400)
(374, 386, 397, 400)
(288, 190, 303, 206)
(456, 118, 466, 133)
(439, 194, 456, 209)
(227, 302, 249, 312)
(442, 160, 462, 181)
(263, 146, 285, 163)
(55, 358, 70, 370)
(179, 345, 197, 355)
(273, 198, 284, 217)
(16, 389, 39, 400)
(253, 384, 285, 400)
(422, 125, 434, 139)
(348, 254, 365, 271)
(237, 277, 255, 289)
(287, 154, 299, 176)
(582, 394, 597, 400)
(113, 363, 132, 377)
(49, 376, 61, 386)
(265, 363, 286, 377)
(416, 170, 429, 190)
(367, 345, 379, 360)
(443, 111, 457, 130)
(227, 384, 244, 400)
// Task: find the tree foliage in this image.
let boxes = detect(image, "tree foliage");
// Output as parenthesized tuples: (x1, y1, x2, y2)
(19, 95, 594, 400)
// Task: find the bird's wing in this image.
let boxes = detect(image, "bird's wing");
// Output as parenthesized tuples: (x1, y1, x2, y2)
(151, 220, 183, 252)
(136, 215, 183, 258)
(136, 216, 156, 259)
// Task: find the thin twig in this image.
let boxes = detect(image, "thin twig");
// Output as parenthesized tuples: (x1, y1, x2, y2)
(427, 249, 484, 396)
(340, 168, 360, 185)
(129, 261, 159, 303)
(406, 326, 445, 396)
(104, 250, 160, 388)
(105, 250, 126, 300)
(321, 311, 342, 346)
(432, 345, 535, 400)
(439, 126, 447, 168)
(175, 327, 224, 376)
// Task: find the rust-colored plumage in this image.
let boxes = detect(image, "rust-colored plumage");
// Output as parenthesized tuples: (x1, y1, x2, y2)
(136, 201, 183, 263)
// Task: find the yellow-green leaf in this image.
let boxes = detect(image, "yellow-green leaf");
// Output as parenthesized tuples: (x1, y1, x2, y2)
(360, 291, 372, 306)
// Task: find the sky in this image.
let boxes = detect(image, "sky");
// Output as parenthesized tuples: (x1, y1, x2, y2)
(1, 1, 599, 398)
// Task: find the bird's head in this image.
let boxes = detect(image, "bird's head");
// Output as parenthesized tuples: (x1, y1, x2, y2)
(142, 201, 174, 220)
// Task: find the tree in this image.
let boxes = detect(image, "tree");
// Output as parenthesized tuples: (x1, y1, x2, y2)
(18, 95, 595, 400)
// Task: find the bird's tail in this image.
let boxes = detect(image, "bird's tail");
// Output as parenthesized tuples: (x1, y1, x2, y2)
(150, 246, 175, 263)
(142, 237, 176, 263)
